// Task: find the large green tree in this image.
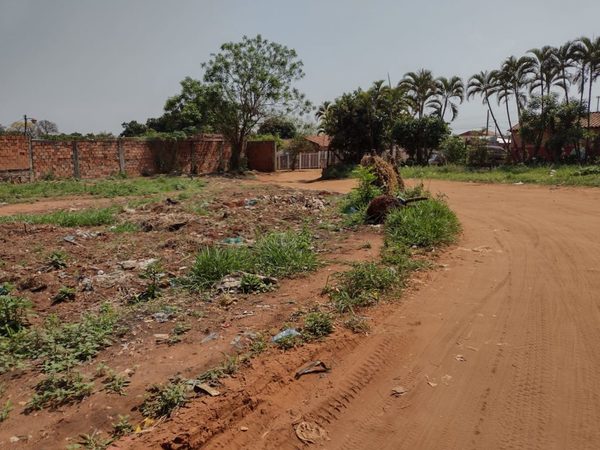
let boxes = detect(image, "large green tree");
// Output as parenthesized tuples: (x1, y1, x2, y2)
(398, 69, 438, 119)
(392, 116, 449, 164)
(202, 35, 311, 171)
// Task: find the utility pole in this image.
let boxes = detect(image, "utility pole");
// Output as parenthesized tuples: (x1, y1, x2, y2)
(486, 110, 490, 135)
(23, 114, 28, 137)
(596, 96, 600, 112)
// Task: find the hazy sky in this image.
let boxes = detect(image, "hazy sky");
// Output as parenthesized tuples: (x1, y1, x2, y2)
(1, 0, 599, 135)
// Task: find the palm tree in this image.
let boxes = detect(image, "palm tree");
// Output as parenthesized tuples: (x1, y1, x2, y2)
(398, 69, 438, 118)
(529, 46, 558, 97)
(501, 56, 534, 124)
(467, 71, 506, 145)
(551, 42, 577, 102)
(574, 37, 600, 139)
(493, 69, 516, 152)
(430, 76, 464, 122)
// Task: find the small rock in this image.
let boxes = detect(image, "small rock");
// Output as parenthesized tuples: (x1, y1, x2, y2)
(240, 426, 248, 432)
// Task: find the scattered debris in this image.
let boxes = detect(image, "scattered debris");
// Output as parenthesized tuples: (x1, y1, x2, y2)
(189, 381, 221, 397)
(244, 198, 258, 207)
(272, 328, 301, 343)
(216, 271, 277, 294)
(391, 386, 408, 397)
(455, 354, 466, 362)
(152, 312, 172, 323)
(240, 426, 249, 432)
(201, 332, 219, 344)
(441, 374, 453, 385)
(154, 334, 170, 344)
(165, 198, 180, 206)
(295, 421, 329, 444)
(295, 360, 330, 379)
(118, 258, 159, 271)
(18, 276, 47, 292)
(221, 236, 245, 245)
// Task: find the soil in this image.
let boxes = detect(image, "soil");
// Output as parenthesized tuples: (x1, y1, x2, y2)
(118, 170, 600, 449)
(3, 170, 600, 449)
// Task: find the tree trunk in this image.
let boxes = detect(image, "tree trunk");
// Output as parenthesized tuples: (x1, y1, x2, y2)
(586, 67, 593, 159)
(562, 68, 570, 103)
(229, 140, 243, 172)
(504, 100, 514, 160)
(485, 97, 507, 147)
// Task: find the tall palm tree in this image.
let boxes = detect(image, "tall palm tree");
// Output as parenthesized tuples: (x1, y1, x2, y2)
(493, 69, 516, 152)
(574, 37, 600, 137)
(501, 56, 534, 124)
(398, 69, 438, 118)
(467, 71, 506, 145)
(551, 41, 577, 102)
(529, 46, 558, 97)
(430, 76, 464, 122)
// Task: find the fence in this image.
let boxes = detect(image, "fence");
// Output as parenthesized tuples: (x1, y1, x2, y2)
(276, 150, 337, 170)
(0, 134, 230, 182)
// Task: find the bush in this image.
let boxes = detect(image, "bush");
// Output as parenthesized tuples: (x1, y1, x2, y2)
(439, 136, 467, 164)
(341, 165, 382, 214)
(321, 163, 355, 180)
(466, 141, 489, 167)
(385, 197, 460, 248)
(303, 312, 333, 338)
(0, 294, 32, 336)
(26, 371, 93, 412)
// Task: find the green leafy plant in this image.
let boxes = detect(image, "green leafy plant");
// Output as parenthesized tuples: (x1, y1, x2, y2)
(188, 246, 252, 291)
(111, 415, 134, 438)
(303, 312, 333, 338)
(140, 379, 189, 418)
(0, 294, 32, 336)
(103, 372, 130, 396)
(26, 371, 94, 411)
(77, 430, 112, 450)
(52, 286, 76, 304)
(0, 400, 12, 422)
(48, 251, 68, 269)
(344, 316, 371, 334)
(240, 273, 273, 293)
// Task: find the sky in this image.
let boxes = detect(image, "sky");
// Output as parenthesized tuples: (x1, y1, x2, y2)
(0, 0, 599, 135)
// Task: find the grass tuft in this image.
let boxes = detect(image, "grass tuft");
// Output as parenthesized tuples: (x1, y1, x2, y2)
(0, 208, 117, 227)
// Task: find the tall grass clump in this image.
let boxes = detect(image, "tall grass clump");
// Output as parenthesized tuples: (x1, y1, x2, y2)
(187, 230, 317, 291)
(385, 196, 460, 248)
(253, 230, 318, 277)
(0, 208, 117, 227)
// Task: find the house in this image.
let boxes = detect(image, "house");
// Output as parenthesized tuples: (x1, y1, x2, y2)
(304, 134, 331, 152)
(510, 111, 600, 161)
(458, 129, 509, 147)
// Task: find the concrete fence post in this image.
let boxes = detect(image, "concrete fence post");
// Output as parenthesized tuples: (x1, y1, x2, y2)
(28, 138, 34, 182)
(72, 141, 80, 179)
(117, 139, 125, 175)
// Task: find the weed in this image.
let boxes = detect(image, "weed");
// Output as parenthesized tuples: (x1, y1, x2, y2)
(197, 367, 224, 384)
(26, 371, 93, 412)
(188, 246, 252, 291)
(168, 322, 191, 345)
(94, 362, 111, 378)
(0, 400, 11, 422)
(136, 261, 164, 301)
(328, 263, 398, 312)
(0, 208, 117, 227)
(344, 316, 371, 334)
(111, 415, 134, 437)
(110, 222, 140, 233)
(341, 166, 382, 213)
(221, 354, 239, 375)
(103, 372, 130, 395)
(303, 312, 333, 338)
(252, 230, 318, 277)
(240, 273, 273, 293)
(48, 251, 68, 269)
(385, 197, 461, 248)
(0, 294, 32, 336)
(274, 334, 302, 350)
(249, 334, 268, 355)
(52, 286, 76, 304)
(77, 430, 112, 450)
(140, 379, 189, 418)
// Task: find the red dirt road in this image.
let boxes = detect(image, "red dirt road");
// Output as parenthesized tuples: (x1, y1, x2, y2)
(241, 170, 600, 450)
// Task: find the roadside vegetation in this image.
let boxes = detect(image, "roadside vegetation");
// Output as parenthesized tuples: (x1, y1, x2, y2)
(0, 175, 203, 204)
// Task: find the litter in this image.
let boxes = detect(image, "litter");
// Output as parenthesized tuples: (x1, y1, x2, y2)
(391, 386, 408, 397)
(189, 381, 221, 397)
(295, 360, 330, 379)
(201, 332, 219, 343)
(455, 354, 466, 362)
(272, 328, 300, 343)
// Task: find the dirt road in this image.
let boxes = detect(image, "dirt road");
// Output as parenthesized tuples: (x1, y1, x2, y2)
(231, 170, 599, 450)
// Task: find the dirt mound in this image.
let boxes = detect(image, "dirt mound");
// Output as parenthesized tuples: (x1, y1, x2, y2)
(360, 154, 404, 194)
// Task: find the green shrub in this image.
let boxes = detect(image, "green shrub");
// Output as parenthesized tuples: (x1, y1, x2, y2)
(303, 312, 333, 338)
(0, 294, 32, 336)
(341, 166, 382, 213)
(321, 163, 356, 180)
(466, 141, 489, 167)
(440, 136, 468, 164)
(48, 251, 68, 269)
(385, 197, 460, 248)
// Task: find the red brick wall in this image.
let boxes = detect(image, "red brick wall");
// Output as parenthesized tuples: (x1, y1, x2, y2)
(0, 134, 230, 181)
(246, 140, 276, 172)
(0, 135, 29, 171)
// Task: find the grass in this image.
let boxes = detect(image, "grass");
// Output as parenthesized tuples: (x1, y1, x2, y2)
(385, 196, 461, 248)
(328, 262, 399, 312)
(401, 164, 600, 187)
(303, 312, 333, 338)
(187, 230, 317, 291)
(0, 175, 205, 204)
(0, 207, 117, 227)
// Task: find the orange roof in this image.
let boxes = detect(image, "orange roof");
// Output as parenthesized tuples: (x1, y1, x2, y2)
(458, 129, 498, 137)
(305, 135, 331, 147)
